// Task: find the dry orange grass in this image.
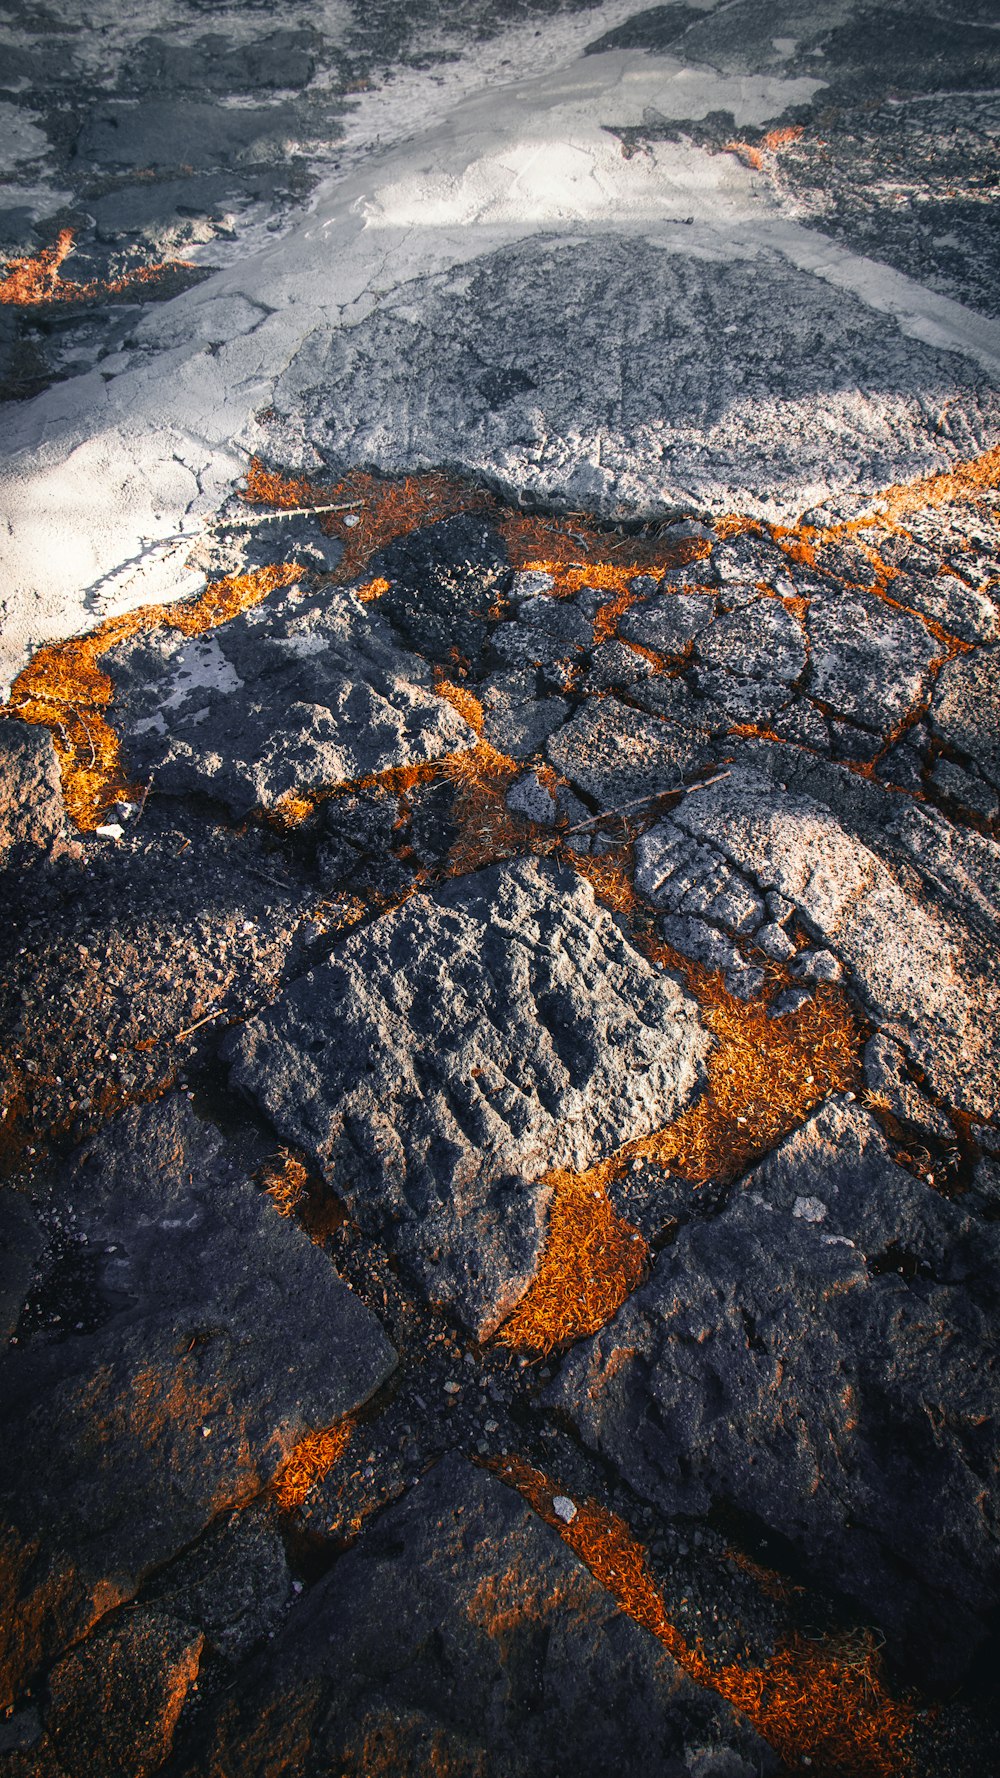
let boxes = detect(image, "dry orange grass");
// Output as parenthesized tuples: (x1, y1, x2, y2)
(492, 1459, 917, 1777)
(0, 227, 193, 305)
(273, 1422, 353, 1515)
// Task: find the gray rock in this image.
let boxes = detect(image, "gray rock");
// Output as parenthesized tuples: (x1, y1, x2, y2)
(273, 235, 1000, 517)
(930, 647, 1000, 790)
(140, 1505, 292, 1663)
(76, 99, 304, 170)
(478, 671, 570, 759)
(0, 1097, 395, 1707)
(670, 760, 1000, 1119)
(930, 755, 999, 821)
(657, 914, 765, 1002)
(176, 1455, 775, 1778)
(635, 820, 765, 934)
(46, 1606, 204, 1778)
(619, 592, 716, 655)
(584, 639, 657, 691)
(546, 699, 706, 809)
(806, 591, 939, 734)
(697, 599, 805, 684)
(0, 719, 66, 866)
(553, 1100, 1000, 1685)
(227, 858, 709, 1336)
(754, 921, 795, 963)
(108, 580, 474, 817)
(863, 1033, 953, 1140)
(790, 947, 843, 984)
(505, 770, 557, 825)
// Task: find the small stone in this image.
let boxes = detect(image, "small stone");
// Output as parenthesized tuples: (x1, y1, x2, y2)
(792, 1196, 827, 1223)
(443, 1381, 461, 1396)
(552, 1496, 577, 1524)
(95, 823, 125, 841)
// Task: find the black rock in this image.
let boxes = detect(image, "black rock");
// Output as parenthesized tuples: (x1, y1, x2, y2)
(552, 1099, 1000, 1686)
(0, 1097, 395, 1706)
(106, 580, 474, 817)
(174, 1455, 776, 1778)
(371, 511, 513, 672)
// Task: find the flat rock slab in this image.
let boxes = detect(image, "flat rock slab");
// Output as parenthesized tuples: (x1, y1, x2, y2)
(552, 1099, 1000, 1687)
(546, 698, 708, 810)
(0, 1097, 395, 1707)
(178, 1453, 775, 1778)
(228, 857, 709, 1336)
(929, 645, 1000, 790)
(107, 580, 474, 818)
(667, 757, 1000, 1119)
(0, 719, 67, 868)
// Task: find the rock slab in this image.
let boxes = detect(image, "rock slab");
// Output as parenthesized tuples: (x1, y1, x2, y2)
(229, 857, 710, 1336)
(177, 1454, 775, 1778)
(0, 1097, 395, 1706)
(552, 1100, 1000, 1686)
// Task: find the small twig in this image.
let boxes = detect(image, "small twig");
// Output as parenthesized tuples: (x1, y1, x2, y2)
(71, 708, 96, 770)
(213, 501, 361, 530)
(562, 772, 730, 836)
(175, 1007, 223, 1044)
(132, 777, 154, 828)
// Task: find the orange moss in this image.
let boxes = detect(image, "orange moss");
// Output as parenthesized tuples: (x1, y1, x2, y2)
(496, 1169, 648, 1353)
(273, 1421, 353, 1514)
(0, 227, 193, 306)
(259, 1149, 309, 1218)
(492, 1459, 916, 1777)
(3, 563, 302, 828)
(242, 458, 486, 583)
(433, 671, 486, 736)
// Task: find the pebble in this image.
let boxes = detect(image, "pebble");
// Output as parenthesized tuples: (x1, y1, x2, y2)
(95, 823, 125, 841)
(553, 1496, 577, 1524)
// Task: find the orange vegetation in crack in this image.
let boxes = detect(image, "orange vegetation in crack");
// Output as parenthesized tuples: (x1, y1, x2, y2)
(497, 848, 861, 1354)
(258, 1147, 346, 1246)
(496, 1168, 648, 1353)
(273, 1421, 353, 1515)
(2, 564, 302, 828)
(0, 227, 194, 306)
(242, 458, 486, 583)
(724, 125, 804, 172)
(491, 1458, 917, 1778)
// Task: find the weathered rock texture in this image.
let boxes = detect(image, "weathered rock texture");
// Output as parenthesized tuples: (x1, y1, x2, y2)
(229, 857, 709, 1335)
(0, 1096, 395, 1706)
(108, 581, 474, 817)
(553, 1099, 1000, 1686)
(176, 1455, 776, 1778)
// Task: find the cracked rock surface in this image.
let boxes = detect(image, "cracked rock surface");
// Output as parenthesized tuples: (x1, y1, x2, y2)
(2, 3, 1000, 1775)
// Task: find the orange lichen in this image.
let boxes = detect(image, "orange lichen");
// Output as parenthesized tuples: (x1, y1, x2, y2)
(492, 1459, 916, 1777)
(272, 1421, 353, 1515)
(3, 563, 302, 827)
(0, 227, 193, 306)
(496, 1169, 648, 1352)
(257, 1147, 346, 1246)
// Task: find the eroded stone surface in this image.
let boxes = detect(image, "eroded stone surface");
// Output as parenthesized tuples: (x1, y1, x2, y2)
(107, 580, 474, 817)
(667, 756, 1000, 1119)
(176, 1455, 775, 1778)
(0, 721, 67, 868)
(228, 857, 709, 1336)
(553, 1099, 1000, 1686)
(0, 1096, 395, 1706)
